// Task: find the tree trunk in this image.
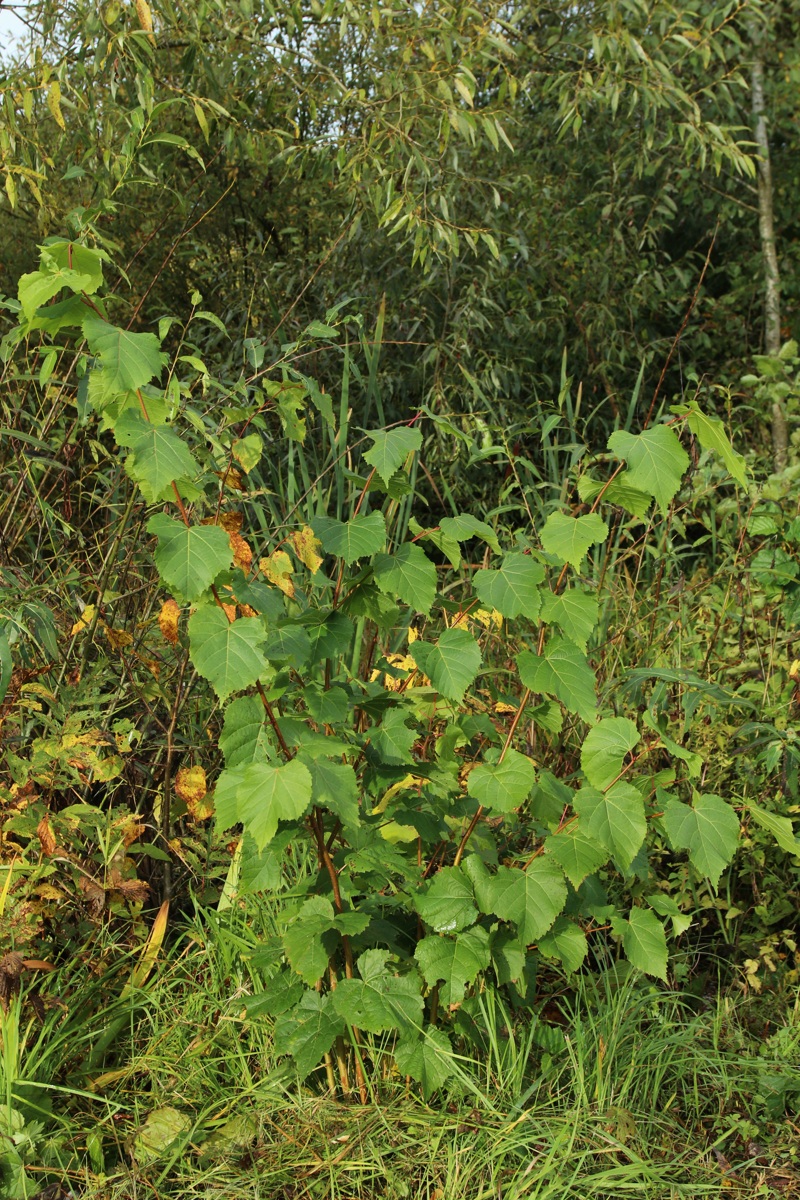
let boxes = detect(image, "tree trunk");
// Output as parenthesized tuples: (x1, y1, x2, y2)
(750, 24, 787, 471)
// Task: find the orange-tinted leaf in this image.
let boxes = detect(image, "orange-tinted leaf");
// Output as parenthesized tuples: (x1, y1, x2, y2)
(36, 814, 56, 856)
(229, 531, 253, 573)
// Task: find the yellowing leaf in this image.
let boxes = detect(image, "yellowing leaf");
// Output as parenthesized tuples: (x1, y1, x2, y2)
(135, 0, 155, 42)
(71, 605, 96, 635)
(260, 551, 294, 597)
(105, 626, 133, 650)
(290, 526, 323, 574)
(175, 765, 212, 819)
(158, 599, 181, 645)
(175, 764, 206, 804)
(47, 80, 66, 131)
(790, 660, 800, 680)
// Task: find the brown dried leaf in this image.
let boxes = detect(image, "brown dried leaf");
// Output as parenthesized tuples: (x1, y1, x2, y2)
(78, 874, 106, 917)
(114, 878, 150, 904)
(36, 814, 57, 856)
(158, 599, 181, 645)
(0, 952, 24, 1012)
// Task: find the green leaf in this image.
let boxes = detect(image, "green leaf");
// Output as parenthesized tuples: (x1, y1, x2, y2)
(539, 587, 598, 653)
(748, 803, 800, 858)
(574, 783, 646, 871)
(538, 917, 588, 972)
(188, 607, 269, 701)
(607, 426, 689, 515)
(676, 401, 747, 487)
(662, 793, 740, 887)
(415, 926, 490, 1004)
(312, 512, 386, 563)
(545, 826, 609, 887)
(0, 628, 11, 705)
(517, 638, 597, 724)
(489, 931, 527, 984)
(373, 543, 437, 614)
(573, 782, 647, 868)
(19, 265, 95, 320)
(117, 412, 198, 500)
(394, 1027, 454, 1099)
(283, 897, 338, 985)
(372, 706, 417, 764)
(363, 427, 422, 487)
(219, 696, 272, 768)
(467, 748, 535, 814)
(215, 759, 312, 851)
(470, 859, 567, 943)
(84, 316, 168, 391)
(472, 553, 544, 619)
(330, 952, 423, 1033)
(303, 757, 360, 828)
(641, 711, 702, 779)
(539, 512, 608, 569)
(616, 908, 667, 981)
(43, 241, 105, 291)
(275, 991, 345, 1077)
(581, 717, 639, 790)
(410, 628, 481, 703)
(577, 471, 653, 519)
(147, 515, 232, 602)
(415, 866, 478, 933)
(439, 514, 500, 554)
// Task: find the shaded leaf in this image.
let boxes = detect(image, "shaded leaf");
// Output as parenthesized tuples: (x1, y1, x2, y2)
(415, 866, 478, 933)
(415, 926, 490, 1004)
(275, 991, 345, 1077)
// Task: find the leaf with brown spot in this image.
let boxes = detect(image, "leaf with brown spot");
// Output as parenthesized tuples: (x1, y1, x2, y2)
(158, 599, 181, 645)
(217, 512, 243, 533)
(291, 526, 323, 574)
(229, 531, 253, 573)
(260, 550, 294, 597)
(175, 765, 207, 809)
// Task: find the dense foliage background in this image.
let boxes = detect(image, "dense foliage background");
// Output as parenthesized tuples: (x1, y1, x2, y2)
(1, 3, 800, 1198)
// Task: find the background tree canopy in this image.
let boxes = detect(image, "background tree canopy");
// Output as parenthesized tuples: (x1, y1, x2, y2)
(1, 0, 797, 483)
